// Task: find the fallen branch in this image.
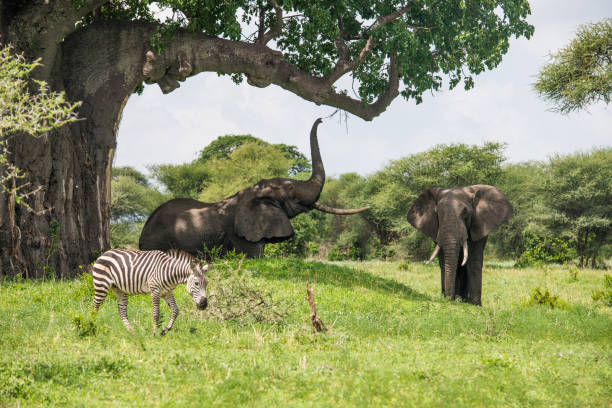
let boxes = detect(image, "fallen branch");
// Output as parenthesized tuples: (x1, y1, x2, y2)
(305, 281, 326, 332)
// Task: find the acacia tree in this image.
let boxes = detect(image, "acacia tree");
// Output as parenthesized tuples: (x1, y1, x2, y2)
(0, 0, 533, 278)
(534, 19, 612, 114)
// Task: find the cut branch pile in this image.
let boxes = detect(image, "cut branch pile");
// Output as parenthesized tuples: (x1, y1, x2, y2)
(205, 264, 284, 325)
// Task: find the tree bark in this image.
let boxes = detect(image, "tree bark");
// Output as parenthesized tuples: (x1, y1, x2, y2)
(1, 19, 140, 278)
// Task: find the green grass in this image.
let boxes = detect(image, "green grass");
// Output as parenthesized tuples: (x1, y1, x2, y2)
(1, 259, 610, 407)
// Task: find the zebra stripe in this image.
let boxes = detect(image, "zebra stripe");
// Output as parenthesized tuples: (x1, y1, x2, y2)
(91, 248, 208, 334)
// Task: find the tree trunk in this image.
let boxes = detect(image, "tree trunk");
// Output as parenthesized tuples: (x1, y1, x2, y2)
(1, 20, 138, 278)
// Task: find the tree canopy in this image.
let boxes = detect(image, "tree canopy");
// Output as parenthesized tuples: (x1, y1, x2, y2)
(534, 19, 612, 114)
(541, 149, 612, 267)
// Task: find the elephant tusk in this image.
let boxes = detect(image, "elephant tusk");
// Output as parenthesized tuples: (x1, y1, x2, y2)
(426, 244, 440, 264)
(312, 202, 371, 215)
(461, 241, 468, 266)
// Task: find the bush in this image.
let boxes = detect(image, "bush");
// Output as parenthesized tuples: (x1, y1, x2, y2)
(592, 274, 612, 306)
(327, 242, 363, 261)
(525, 287, 569, 309)
(515, 232, 573, 267)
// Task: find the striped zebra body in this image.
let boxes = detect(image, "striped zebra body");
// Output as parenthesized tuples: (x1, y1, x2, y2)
(92, 248, 208, 334)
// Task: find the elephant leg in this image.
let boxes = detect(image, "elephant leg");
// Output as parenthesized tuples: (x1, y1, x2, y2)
(455, 264, 468, 301)
(466, 237, 487, 306)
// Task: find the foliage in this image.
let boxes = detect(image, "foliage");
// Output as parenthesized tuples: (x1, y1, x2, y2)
(0, 45, 80, 210)
(0, 260, 610, 406)
(110, 166, 168, 248)
(199, 142, 294, 202)
(540, 148, 612, 267)
(197, 134, 310, 176)
(488, 161, 546, 258)
(149, 161, 210, 198)
(515, 232, 573, 267)
(534, 19, 612, 114)
(591, 274, 612, 306)
(152, 135, 309, 199)
(525, 287, 569, 309)
(89, 0, 533, 107)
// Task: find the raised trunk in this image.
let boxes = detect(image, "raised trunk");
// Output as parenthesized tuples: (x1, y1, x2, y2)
(295, 119, 325, 205)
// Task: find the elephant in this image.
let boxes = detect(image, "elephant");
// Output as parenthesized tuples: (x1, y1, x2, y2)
(407, 185, 512, 305)
(139, 118, 370, 258)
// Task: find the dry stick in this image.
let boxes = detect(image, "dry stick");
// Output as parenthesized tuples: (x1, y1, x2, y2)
(305, 281, 326, 332)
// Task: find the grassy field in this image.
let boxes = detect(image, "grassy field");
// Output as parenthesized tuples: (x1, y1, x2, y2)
(0, 258, 610, 407)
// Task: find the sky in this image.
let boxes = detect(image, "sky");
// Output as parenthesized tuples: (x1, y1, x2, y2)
(114, 0, 612, 178)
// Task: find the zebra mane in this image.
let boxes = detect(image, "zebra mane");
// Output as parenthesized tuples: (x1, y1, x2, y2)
(165, 249, 199, 267)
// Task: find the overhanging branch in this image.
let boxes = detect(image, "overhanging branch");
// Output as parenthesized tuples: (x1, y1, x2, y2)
(71, 20, 401, 121)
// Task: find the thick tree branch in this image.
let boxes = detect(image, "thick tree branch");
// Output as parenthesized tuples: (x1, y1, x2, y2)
(257, 0, 283, 45)
(68, 20, 399, 121)
(327, 5, 411, 85)
(6, 0, 109, 77)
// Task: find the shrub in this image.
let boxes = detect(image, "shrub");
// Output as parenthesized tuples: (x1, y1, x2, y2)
(515, 232, 573, 267)
(525, 286, 569, 309)
(327, 242, 363, 261)
(592, 274, 612, 306)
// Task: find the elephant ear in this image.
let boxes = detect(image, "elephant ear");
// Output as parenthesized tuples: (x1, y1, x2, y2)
(234, 198, 294, 242)
(407, 188, 440, 241)
(468, 185, 513, 241)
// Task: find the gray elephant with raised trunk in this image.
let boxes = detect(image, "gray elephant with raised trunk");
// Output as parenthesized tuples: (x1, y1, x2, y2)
(139, 119, 369, 258)
(407, 185, 512, 305)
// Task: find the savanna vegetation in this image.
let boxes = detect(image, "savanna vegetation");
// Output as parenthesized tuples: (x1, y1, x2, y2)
(1, 258, 610, 407)
(111, 139, 611, 269)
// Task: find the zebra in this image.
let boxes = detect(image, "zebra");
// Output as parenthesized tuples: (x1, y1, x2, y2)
(91, 248, 209, 334)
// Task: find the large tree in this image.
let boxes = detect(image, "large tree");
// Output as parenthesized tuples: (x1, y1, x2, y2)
(0, 0, 533, 278)
(541, 148, 611, 268)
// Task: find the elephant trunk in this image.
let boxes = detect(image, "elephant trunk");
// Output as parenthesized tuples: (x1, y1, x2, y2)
(295, 118, 325, 205)
(441, 240, 459, 299)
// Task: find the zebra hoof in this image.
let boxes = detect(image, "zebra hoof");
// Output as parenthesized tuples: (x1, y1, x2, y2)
(160, 329, 167, 336)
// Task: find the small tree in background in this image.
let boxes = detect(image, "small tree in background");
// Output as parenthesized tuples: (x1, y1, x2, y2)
(534, 19, 612, 114)
(540, 148, 612, 268)
(110, 167, 168, 248)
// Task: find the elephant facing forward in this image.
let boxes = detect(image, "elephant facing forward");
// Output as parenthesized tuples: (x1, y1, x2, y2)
(407, 185, 512, 305)
(139, 119, 369, 258)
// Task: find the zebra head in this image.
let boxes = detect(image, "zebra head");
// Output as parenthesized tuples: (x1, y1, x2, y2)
(186, 262, 209, 310)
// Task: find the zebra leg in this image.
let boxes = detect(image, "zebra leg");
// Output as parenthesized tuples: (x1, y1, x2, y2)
(92, 283, 110, 313)
(161, 293, 179, 336)
(114, 289, 133, 333)
(151, 290, 162, 335)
